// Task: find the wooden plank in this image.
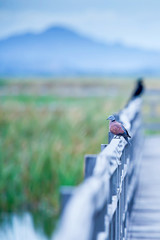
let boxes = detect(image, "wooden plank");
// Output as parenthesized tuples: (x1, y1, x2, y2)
(127, 136, 160, 240)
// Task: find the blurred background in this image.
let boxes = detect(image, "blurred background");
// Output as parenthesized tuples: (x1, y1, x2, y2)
(0, 0, 160, 239)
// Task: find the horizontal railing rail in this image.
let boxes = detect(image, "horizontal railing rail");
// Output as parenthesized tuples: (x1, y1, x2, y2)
(53, 97, 143, 240)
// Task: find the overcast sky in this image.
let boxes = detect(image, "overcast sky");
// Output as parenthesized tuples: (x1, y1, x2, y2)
(1, 0, 160, 50)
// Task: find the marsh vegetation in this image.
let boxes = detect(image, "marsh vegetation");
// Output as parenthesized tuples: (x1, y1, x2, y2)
(0, 77, 159, 238)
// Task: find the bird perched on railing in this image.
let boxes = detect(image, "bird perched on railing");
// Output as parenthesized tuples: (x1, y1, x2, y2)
(107, 115, 131, 145)
(125, 78, 145, 107)
(131, 78, 144, 99)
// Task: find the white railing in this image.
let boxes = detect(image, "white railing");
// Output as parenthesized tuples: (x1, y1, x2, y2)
(53, 97, 143, 240)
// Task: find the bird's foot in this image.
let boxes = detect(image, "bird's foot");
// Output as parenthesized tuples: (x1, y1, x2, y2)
(114, 135, 121, 139)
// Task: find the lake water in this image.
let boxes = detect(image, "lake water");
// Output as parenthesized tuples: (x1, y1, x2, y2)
(0, 213, 52, 240)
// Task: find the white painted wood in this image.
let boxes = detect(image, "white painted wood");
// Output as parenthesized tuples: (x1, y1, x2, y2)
(53, 97, 143, 240)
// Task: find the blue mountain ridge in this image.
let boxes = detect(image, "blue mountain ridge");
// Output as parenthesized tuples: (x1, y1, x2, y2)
(0, 25, 160, 76)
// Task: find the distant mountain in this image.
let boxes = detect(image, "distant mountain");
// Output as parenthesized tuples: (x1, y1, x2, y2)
(0, 26, 160, 76)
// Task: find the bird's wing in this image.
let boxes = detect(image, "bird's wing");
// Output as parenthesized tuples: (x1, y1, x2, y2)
(110, 122, 125, 135)
(121, 124, 131, 138)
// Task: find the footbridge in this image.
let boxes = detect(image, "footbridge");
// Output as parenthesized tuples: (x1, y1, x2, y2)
(53, 87, 160, 240)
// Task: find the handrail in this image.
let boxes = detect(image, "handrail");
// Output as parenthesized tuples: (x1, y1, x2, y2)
(53, 97, 143, 240)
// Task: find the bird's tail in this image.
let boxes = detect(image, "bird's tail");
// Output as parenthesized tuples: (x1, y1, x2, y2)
(126, 129, 131, 138)
(123, 136, 131, 145)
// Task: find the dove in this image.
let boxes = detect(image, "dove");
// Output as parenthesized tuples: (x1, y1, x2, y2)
(107, 115, 131, 145)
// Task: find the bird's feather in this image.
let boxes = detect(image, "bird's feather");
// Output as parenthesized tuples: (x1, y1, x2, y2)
(121, 124, 131, 138)
(109, 119, 131, 145)
(110, 121, 125, 135)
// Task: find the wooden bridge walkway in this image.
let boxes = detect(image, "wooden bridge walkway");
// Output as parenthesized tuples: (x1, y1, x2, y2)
(54, 95, 160, 240)
(127, 136, 160, 240)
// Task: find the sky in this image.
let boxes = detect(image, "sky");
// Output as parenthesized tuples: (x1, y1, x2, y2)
(0, 0, 160, 50)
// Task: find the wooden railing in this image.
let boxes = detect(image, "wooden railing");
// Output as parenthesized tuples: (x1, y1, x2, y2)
(53, 97, 143, 240)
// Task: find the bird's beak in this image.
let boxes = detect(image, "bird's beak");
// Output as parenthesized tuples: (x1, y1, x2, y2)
(106, 117, 109, 120)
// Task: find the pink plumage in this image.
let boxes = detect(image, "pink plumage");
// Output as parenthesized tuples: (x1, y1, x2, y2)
(109, 121, 125, 135)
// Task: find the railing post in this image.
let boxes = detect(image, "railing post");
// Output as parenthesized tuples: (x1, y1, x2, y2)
(60, 186, 75, 214)
(121, 149, 127, 239)
(108, 132, 114, 143)
(116, 200, 120, 240)
(101, 144, 108, 151)
(92, 204, 108, 240)
(84, 154, 97, 179)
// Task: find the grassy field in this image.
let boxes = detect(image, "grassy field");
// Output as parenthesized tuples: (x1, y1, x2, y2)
(0, 77, 159, 237)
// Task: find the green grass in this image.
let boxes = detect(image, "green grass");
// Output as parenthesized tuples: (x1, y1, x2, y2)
(0, 95, 59, 103)
(0, 88, 127, 237)
(2, 77, 160, 237)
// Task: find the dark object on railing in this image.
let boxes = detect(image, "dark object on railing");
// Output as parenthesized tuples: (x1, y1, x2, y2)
(131, 77, 144, 99)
